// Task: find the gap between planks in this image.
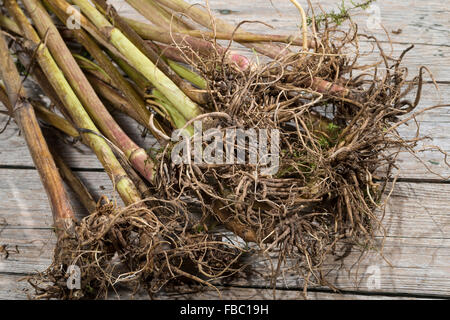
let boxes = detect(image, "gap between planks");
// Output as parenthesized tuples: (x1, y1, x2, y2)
(1, 274, 438, 300)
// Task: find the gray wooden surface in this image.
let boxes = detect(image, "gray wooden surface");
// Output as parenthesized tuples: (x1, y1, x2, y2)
(0, 0, 449, 300)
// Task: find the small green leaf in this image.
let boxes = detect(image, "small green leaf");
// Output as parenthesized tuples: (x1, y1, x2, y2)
(327, 123, 339, 131)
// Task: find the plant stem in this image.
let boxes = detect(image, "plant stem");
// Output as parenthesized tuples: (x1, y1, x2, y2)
(147, 42, 191, 64)
(15, 50, 75, 123)
(39, 108, 138, 213)
(121, 42, 206, 92)
(86, 74, 153, 131)
(166, 59, 206, 89)
(71, 0, 202, 121)
(154, 0, 349, 97)
(0, 31, 75, 231)
(151, 88, 192, 133)
(6, 0, 141, 206)
(49, 145, 98, 213)
(45, 0, 164, 136)
(0, 83, 11, 109)
(125, 17, 308, 47)
(22, 0, 154, 183)
(32, 100, 80, 138)
(117, 9, 251, 71)
(92, 0, 208, 104)
(73, 54, 112, 84)
(289, 0, 309, 51)
(108, 50, 152, 92)
(125, 0, 189, 31)
(0, 13, 22, 35)
(54, 0, 127, 61)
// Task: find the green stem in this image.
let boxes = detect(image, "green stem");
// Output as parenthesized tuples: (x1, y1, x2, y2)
(33, 100, 80, 138)
(93, 0, 208, 104)
(124, 17, 306, 47)
(166, 60, 206, 89)
(0, 13, 22, 35)
(73, 53, 111, 82)
(153, 0, 290, 59)
(125, 0, 189, 31)
(151, 89, 192, 134)
(107, 50, 151, 95)
(45, 0, 165, 136)
(142, 0, 347, 97)
(0, 31, 75, 230)
(86, 74, 154, 132)
(121, 15, 251, 72)
(15, 52, 77, 128)
(6, 0, 141, 206)
(72, 0, 201, 121)
(22, 0, 154, 183)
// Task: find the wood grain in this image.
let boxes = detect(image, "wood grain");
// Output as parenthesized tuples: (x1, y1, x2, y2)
(1, 169, 448, 238)
(108, 0, 449, 45)
(0, 170, 449, 297)
(0, 0, 449, 300)
(182, 0, 450, 48)
(1, 225, 449, 297)
(0, 169, 116, 228)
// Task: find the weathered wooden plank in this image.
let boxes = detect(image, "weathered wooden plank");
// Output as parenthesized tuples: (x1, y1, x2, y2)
(0, 0, 449, 300)
(180, 0, 450, 48)
(152, 287, 432, 300)
(110, 0, 450, 46)
(1, 1, 449, 178)
(1, 176, 449, 296)
(0, 228, 54, 274)
(1, 226, 449, 296)
(1, 84, 449, 179)
(0, 169, 121, 228)
(1, 169, 449, 237)
(229, 44, 450, 83)
(0, 109, 153, 170)
(242, 236, 450, 297)
(0, 274, 432, 300)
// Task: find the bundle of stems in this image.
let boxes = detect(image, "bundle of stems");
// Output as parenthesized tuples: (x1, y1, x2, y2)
(0, 0, 252, 297)
(0, 0, 438, 299)
(0, 30, 75, 234)
(0, 0, 366, 244)
(4, 0, 142, 206)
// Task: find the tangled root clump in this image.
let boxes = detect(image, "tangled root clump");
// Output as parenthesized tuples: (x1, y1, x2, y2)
(30, 198, 247, 299)
(30, 13, 442, 299)
(155, 20, 432, 286)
